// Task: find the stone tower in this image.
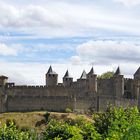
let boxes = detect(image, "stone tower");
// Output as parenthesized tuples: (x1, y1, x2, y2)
(134, 67, 140, 99)
(113, 67, 124, 98)
(77, 70, 87, 88)
(63, 70, 73, 87)
(134, 67, 140, 80)
(0, 75, 8, 87)
(87, 67, 97, 92)
(45, 66, 58, 86)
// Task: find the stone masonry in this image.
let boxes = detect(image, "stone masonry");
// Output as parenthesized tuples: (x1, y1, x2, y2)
(0, 66, 140, 113)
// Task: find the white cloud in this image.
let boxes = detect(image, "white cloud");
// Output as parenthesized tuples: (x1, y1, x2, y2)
(0, 62, 91, 85)
(72, 40, 140, 65)
(0, 0, 139, 84)
(36, 44, 74, 51)
(0, 61, 139, 85)
(70, 56, 81, 65)
(0, 43, 22, 56)
(0, 1, 140, 37)
(115, 0, 140, 6)
(0, 2, 67, 30)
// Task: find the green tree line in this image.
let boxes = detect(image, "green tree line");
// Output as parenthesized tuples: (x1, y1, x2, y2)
(0, 106, 140, 140)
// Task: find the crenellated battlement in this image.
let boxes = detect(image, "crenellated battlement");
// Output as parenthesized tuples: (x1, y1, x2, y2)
(10, 85, 46, 89)
(124, 78, 133, 81)
(0, 66, 139, 113)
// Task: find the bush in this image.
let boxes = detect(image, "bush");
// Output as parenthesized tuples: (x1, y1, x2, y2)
(6, 119, 17, 126)
(65, 108, 72, 113)
(0, 121, 32, 140)
(43, 117, 102, 140)
(98, 71, 114, 79)
(80, 122, 102, 140)
(43, 119, 83, 140)
(121, 124, 140, 140)
(1, 107, 140, 140)
(94, 106, 140, 139)
(44, 111, 50, 122)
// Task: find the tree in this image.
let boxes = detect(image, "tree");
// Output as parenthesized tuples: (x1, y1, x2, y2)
(122, 124, 140, 140)
(98, 71, 114, 79)
(0, 121, 32, 140)
(94, 106, 140, 139)
(43, 119, 83, 140)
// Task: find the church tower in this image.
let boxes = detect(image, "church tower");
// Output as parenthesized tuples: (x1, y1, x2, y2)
(63, 70, 73, 87)
(45, 66, 58, 86)
(113, 67, 124, 98)
(87, 67, 97, 92)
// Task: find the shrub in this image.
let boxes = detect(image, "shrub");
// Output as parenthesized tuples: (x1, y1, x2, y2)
(121, 124, 140, 140)
(94, 106, 140, 139)
(106, 107, 140, 140)
(80, 122, 102, 140)
(35, 119, 46, 127)
(6, 119, 17, 126)
(43, 119, 83, 140)
(0, 121, 31, 140)
(65, 108, 72, 113)
(44, 111, 50, 122)
(98, 71, 114, 79)
(43, 117, 102, 140)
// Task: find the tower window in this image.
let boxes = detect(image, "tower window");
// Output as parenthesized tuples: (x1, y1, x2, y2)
(124, 86, 126, 90)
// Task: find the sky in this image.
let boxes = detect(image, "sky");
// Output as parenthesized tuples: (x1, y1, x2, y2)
(0, 0, 140, 85)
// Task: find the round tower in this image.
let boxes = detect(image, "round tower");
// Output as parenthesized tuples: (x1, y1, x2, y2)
(0, 75, 8, 87)
(45, 66, 58, 86)
(113, 67, 124, 98)
(87, 67, 97, 92)
(133, 67, 140, 99)
(77, 70, 87, 88)
(63, 70, 73, 87)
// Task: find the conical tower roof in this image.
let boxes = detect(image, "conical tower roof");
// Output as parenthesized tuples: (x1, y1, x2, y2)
(114, 66, 121, 76)
(0, 75, 8, 79)
(134, 67, 140, 76)
(47, 66, 57, 74)
(88, 67, 94, 75)
(63, 70, 72, 78)
(80, 70, 87, 79)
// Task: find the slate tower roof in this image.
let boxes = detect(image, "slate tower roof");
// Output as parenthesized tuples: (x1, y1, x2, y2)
(0, 75, 8, 79)
(134, 67, 140, 76)
(80, 70, 87, 79)
(63, 70, 72, 78)
(114, 66, 121, 76)
(88, 67, 94, 75)
(47, 66, 57, 75)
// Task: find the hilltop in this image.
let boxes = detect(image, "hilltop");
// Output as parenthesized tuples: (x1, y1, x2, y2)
(0, 111, 92, 133)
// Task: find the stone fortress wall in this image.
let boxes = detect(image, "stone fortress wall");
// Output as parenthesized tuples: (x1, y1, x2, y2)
(0, 66, 140, 113)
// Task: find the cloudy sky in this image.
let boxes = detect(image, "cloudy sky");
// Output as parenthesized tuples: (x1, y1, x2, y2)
(0, 0, 140, 85)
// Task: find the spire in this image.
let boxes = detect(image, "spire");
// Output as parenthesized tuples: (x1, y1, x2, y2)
(63, 70, 71, 78)
(80, 70, 87, 79)
(47, 66, 52, 73)
(114, 66, 121, 76)
(47, 66, 57, 74)
(88, 67, 94, 75)
(134, 67, 140, 76)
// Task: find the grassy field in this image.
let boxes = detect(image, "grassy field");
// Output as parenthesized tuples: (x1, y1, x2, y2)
(0, 111, 92, 132)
